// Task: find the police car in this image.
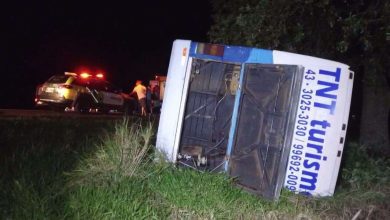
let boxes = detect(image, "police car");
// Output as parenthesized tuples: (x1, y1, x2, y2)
(35, 72, 137, 114)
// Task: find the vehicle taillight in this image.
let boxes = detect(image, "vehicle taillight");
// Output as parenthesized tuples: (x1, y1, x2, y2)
(96, 73, 104, 79)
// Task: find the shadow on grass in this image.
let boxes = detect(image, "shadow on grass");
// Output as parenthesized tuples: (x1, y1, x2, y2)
(0, 117, 120, 219)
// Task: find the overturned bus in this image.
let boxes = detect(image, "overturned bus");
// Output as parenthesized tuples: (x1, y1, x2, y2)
(156, 40, 354, 200)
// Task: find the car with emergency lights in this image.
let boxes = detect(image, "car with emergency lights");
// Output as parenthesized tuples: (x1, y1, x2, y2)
(35, 72, 137, 114)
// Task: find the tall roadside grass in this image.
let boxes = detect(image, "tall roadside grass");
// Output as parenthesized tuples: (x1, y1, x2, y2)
(68, 119, 153, 187)
(1, 117, 389, 219)
(65, 118, 169, 219)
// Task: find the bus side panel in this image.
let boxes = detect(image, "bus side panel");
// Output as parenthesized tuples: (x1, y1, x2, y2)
(273, 51, 354, 196)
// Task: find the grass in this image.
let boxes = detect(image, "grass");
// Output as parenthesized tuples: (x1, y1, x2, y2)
(64, 119, 168, 219)
(0, 117, 118, 219)
(68, 119, 153, 187)
(0, 117, 389, 219)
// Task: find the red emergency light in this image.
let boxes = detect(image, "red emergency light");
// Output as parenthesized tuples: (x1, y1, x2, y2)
(80, 72, 91, 79)
(96, 73, 104, 79)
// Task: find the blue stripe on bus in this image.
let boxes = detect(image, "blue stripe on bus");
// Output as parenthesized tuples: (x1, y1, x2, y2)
(225, 63, 246, 172)
(190, 42, 273, 64)
(246, 48, 273, 63)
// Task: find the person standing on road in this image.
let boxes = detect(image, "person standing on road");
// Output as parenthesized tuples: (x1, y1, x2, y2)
(131, 80, 147, 116)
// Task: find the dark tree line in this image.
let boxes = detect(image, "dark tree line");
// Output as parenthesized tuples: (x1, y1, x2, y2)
(208, 0, 390, 154)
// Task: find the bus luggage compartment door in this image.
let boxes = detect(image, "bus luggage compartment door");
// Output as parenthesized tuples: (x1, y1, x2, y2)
(228, 64, 303, 200)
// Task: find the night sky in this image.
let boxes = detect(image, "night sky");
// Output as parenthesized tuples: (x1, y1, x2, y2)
(2, 1, 212, 108)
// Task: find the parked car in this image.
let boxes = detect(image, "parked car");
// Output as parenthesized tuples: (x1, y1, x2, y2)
(35, 72, 137, 114)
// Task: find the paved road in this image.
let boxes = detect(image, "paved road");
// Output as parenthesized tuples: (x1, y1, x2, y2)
(0, 109, 125, 118)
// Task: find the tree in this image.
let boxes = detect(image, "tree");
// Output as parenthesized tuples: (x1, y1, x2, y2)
(208, 0, 390, 154)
